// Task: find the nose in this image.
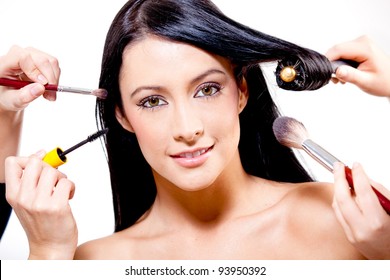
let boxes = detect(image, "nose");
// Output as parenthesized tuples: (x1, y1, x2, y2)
(172, 104, 204, 143)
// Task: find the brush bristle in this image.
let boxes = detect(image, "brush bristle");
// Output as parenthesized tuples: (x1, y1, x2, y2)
(87, 128, 109, 142)
(91, 88, 108, 99)
(272, 116, 309, 149)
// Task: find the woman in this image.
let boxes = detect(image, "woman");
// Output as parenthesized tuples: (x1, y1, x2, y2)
(4, 0, 390, 259)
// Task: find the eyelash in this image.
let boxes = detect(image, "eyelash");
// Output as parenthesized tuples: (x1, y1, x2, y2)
(137, 95, 167, 110)
(137, 82, 223, 110)
(195, 82, 222, 99)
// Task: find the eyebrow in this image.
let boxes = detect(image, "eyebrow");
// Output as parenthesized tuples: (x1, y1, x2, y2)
(129, 68, 226, 98)
(189, 69, 226, 85)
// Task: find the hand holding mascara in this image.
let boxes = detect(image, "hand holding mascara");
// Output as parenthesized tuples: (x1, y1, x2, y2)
(43, 128, 108, 168)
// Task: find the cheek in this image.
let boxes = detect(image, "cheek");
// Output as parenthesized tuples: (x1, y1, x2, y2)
(127, 112, 169, 160)
(207, 93, 241, 141)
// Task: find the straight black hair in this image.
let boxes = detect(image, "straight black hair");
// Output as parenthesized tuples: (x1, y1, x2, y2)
(97, 0, 329, 232)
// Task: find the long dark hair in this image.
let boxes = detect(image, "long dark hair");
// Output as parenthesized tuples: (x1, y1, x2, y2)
(97, 0, 328, 232)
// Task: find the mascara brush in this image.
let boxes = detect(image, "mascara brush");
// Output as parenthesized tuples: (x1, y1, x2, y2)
(43, 128, 108, 168)
(0, 77, 107, 99)
(272, 116, 390, 215)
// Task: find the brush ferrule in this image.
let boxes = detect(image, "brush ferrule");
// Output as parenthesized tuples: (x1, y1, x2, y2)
(57, 85, 92, 95)
(302, 139, 343, 172)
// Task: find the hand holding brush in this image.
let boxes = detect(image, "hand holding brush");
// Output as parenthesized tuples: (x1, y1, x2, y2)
(272, 116, 390, 215)
(0, 77, 107, 99)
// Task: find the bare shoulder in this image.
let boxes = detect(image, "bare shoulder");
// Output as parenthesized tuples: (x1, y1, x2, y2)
(281, 181, 364, 259)
(289, 181, 334, 204)
(283, 181, 337, 225)
(261, 179, 335, 208)
(74, 231, 137, 260)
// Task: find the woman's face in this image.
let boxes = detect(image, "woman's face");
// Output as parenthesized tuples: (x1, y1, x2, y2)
(117, 36, 247, 191)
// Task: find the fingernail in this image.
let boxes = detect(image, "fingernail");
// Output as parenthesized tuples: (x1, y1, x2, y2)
(37, 74, 48, 84)
(30, 84, 43, 97)
(34, 149, 46, 158)
(337, 66, 348, 78)
(352, 162, 361, 169)
(44, 92, 56, 102)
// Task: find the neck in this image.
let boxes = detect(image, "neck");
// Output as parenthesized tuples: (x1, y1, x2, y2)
(150, 152, 258, 227)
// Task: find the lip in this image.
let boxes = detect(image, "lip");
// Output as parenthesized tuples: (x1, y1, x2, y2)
(171, 145, 213, 168)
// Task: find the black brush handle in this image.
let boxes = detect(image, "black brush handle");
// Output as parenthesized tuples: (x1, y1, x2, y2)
(331, 59, 359, 73)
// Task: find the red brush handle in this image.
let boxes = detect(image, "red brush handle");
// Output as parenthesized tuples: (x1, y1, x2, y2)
(0, 77, 57, 91)
(344, 166, 390, 215)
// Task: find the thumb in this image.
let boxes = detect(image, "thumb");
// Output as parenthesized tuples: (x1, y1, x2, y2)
(17, 83, 46, 108)
(335, 66, 368, 87)
(1, 83, 45, 111)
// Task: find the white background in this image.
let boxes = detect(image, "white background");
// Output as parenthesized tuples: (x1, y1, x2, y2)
(0, 0, 389, 259)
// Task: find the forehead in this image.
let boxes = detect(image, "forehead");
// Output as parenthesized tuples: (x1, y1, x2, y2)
(119, 36, 233, 82)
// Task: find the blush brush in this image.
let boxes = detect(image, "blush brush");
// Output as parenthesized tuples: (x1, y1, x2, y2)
(0, 77, 107, 99)
(272, 116, 390, 215)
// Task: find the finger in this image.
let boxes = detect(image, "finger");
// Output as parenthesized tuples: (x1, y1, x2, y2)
(333, 162, 364, 220)
(19, 47, 60, 85)
(53, 178, 76, 202)
(332, 197, 355, 243)
(1, 83, 46, 111)
(35, 166, 67, 199)
(4, 156, 30, 204)
(16, 157, 44, 207)
(2, 46, 60, 102)
(42, 91, 57, 102)
(32, 149, 47, 159)
(369, 180, 390, 200)
(20, 49, 60, 102)
(325, 35, 372, 62)
(351, 162, 383, 216)
(1, 46, 46, 84)
(334, 66, 372, 88)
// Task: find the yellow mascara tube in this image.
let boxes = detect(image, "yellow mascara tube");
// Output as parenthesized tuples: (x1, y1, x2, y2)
(43, 147, 67, 168)
(41, 128, 108, 168)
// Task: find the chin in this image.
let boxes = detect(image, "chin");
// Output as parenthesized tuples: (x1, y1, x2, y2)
(166, 174, 218, 192)
(169, 177, 213, 191)
(153, 165, 221, 192)
(177, 183, 212, 192)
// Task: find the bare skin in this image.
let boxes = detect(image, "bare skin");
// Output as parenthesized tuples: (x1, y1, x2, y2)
(76, 176, 363, 259)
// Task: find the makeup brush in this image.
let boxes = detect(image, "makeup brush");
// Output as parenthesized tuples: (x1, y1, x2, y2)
(43, 128, 108, 168)
(272, 116, 390, 215)
(0, 77, 107, 99)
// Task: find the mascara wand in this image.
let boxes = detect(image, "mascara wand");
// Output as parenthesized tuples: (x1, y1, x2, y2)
(43, 128, 108, 168)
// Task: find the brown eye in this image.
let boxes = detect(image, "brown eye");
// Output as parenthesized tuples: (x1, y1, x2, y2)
(202, 86, 214, 96)
(195, 83, 221, 98)
(139, 95, 168, 109)
(149, 97, 160, 107)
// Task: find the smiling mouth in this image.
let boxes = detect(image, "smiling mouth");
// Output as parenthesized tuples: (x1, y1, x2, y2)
(173, 146, 213, 159)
